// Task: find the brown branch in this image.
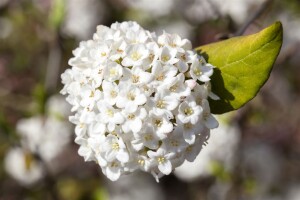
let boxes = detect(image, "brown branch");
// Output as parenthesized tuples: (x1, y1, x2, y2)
(235, 0, 274, 36)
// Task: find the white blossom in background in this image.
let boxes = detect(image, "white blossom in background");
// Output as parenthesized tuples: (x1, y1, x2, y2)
(4, 148, 44, 186)
(174, 113, 240, 182)
(62, 0, 108, 40)
(17, 116, 72, 163)
(125, 0, 175, 18)
(182, 0, 267, 25)
(17, 96, 72, 163)
(4, 95, 72, 186)
(61, 21, 219, 181)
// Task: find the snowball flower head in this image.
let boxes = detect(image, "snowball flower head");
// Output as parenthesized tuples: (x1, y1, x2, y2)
(61, 21, 219, 181)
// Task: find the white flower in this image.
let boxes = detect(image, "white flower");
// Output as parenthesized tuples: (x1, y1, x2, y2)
(116, 85, 147, 112)
(17, 116, 72, 163)
(121, 67, 153, 86)
(159, 46, 179, 65)
(161, 127, 188, 152)
(61, 21, 219, 181)
(122, 44, 149, 67)
(102, 80, 119, 105)
(148, 111, 173, 140)
(190, 58, 214, 82)
(121, 107, 147, 133)
(75, 137, 95, 161)
(97, 101, 124, 132)
(101, 135, 129, 163)
(4, 148, 44, 186)
(202, 99, 219, 129)
(175, 50, 195, 73)
(131, 125, 160, 151)
(148, 148, 175, 175)
(158, 32, 192, 52)
(103, 160, 123, 181)
(151, 61, 178, 86)
(148, 90, 179, 117)
(177, 96, 203, 124)
(103, 61, 123, 82)
(162, 73, 191, 97)
(80, 85, 101, 109)
(184, 133, 208, 162)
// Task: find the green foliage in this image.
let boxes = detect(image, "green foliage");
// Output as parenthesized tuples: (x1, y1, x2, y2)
(210, 161, 231, 182)
(196, 22, 283, 114)
(32, 84, 47, 115)
(49, 0, 65, 29)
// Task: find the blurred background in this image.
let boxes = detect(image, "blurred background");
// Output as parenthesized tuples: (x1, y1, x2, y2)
(0, 0, 300, 199)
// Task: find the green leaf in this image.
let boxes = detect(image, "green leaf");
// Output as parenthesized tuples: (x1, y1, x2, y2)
(196, 22, 283, 114)
(48, 0, 65, 29)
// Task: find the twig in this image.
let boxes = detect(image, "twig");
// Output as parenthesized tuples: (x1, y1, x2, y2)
(45, 42, 62, 94)
(235, 0, 274, 36)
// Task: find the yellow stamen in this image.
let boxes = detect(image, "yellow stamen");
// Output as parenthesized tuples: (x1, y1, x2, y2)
(112, 143, 119, 150)
(157, 157, 165, 164)
(131, 51, 141, 61)
(184, 107, 194, 116)
(156, 100, 165, 109)
(154, 119, 163, 127)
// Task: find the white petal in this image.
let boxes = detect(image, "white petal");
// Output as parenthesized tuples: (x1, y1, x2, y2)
(106, 166, 121, 181)
(158, 160, 172, 175)
(205, 115, 219, 129)
(183, 131, 196, 145)
(116, 150, 129, 163)
(131, 118, 142, 133)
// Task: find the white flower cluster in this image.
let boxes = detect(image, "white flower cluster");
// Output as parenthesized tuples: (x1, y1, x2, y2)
(4, 95, 72, 186)
(61, 21, 219, 181)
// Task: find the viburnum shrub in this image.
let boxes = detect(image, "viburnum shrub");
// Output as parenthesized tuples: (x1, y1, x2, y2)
(61, 21, 283, 181)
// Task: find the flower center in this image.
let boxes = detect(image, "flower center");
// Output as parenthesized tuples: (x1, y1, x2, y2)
(156, 73, 164, 81)
(184, 107, 194, 116)
(110, 68, 118, 76)
(157, 157, 165, 164)
(106, 109, 114, 117)
(156, 100, 165, 108)
(161, 55, 170, 62)
(110, 161, 119, 167)
(144, 134, 153, 141)
(101, 52, 106, 57)
(131, 51, 142, 61)
(112, 143, 119, 150)
(127, 92, 136, 101)
(138, 159, 145, 166)
(127, 114, 135, 120)
(154, 119, 163, 127)
(132, 75, 140, 83)
(110, 90, 117, 98)
(170, 139, 179, 147)
(193, 68, 202, 76)
(170, 84, 178, 92)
